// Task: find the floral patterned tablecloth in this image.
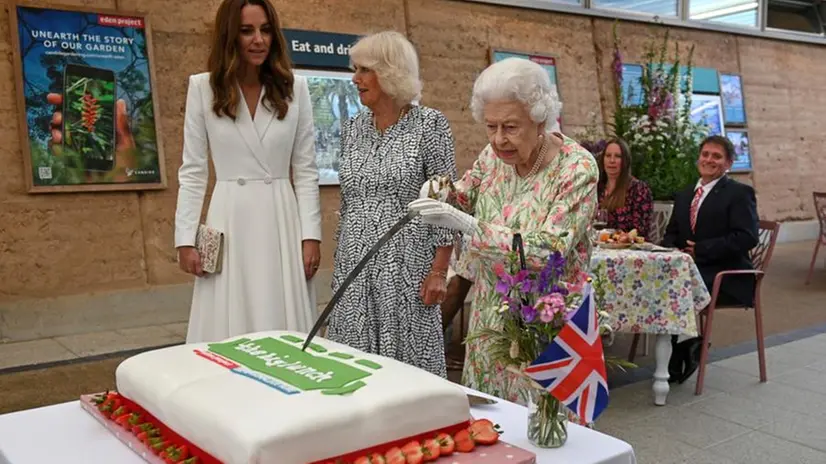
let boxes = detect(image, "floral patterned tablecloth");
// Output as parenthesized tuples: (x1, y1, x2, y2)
(590, 248, 711, 336)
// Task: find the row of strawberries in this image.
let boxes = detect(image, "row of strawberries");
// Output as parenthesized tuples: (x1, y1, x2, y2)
(92, 392, 199, 464)
(337, 418, 502, 464)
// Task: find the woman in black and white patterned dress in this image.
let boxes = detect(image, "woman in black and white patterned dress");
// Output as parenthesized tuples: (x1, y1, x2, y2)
(327, 31, 457, 378)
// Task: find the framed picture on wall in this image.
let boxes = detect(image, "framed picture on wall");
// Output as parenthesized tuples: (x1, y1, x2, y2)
(489, 48, 562, 129)
(726, 129, 752, 173)
(294, 68, 363, 186)
(690, 94, 725, 138)
(719, 73, 747, 126)
(620, 63, 644, 107)
(9, 3, 166, 193)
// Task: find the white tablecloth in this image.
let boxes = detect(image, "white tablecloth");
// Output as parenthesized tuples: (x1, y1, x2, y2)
(0, 387, 635, 464)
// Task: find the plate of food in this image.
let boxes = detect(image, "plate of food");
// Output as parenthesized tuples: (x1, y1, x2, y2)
(596, 229, 645, 249)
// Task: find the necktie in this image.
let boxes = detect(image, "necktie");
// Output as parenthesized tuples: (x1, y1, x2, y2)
(690, 186, 703, 233)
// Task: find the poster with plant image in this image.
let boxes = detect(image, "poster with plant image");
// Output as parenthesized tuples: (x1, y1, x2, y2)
(294, 68, 363, 186)
(10, 3, 166, 193)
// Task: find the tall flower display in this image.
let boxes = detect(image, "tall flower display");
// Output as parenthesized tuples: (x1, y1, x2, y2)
(581, 23, 709, 201)
(613, 25, 709, 201)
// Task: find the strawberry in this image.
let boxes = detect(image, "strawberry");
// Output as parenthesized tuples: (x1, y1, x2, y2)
(176, 445, 190, 459)
(114, 414, 131, 428)
(400, 441, 424, 464)
(354, 457, 370, 464)
(369, 453, 386, 464)
(384, 447, 406, 464)
(127, 413, 144, 426)
(181, 458, 199, 464)
(145, 437, 167, 454)
(435, 433, 455, 455)
(133, 423, 154, 435)
(454, 429, 475, 453)
(110, 405, 128, 419)
(469, 419, 500, 445)
(421, 439, 440, 462)
(138, 428, 160, 443)
(92, 391, 112, 405)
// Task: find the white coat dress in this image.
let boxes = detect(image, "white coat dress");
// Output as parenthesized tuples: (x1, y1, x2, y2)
(174, 72, 321, 343)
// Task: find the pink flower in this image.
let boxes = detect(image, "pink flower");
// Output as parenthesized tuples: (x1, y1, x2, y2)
(503, 205, 513, 221)
(537, 293, 567, 322)
(493, 262, 506, 277)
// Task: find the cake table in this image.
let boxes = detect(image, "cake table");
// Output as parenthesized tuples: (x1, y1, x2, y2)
(0, 386, 635, 464)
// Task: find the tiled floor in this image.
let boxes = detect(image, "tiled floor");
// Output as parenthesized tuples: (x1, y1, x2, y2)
(596, 333, 826, 464)
(0, 323, 186, 371)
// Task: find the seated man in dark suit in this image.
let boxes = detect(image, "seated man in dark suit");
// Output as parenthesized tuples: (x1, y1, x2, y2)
(662, 135, 759, 382)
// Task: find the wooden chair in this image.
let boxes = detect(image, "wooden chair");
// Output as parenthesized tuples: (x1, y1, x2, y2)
(805, 192, 826, 285)
(694, 220, 780, 395)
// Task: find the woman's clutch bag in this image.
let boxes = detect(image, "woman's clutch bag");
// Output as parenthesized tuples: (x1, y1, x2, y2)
(195, 224, 224, 274)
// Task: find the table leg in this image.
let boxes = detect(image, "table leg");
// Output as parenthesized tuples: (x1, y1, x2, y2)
(653, 334, 672, 406)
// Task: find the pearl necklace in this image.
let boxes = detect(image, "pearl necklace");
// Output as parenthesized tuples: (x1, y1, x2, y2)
(519, 135, 549, 178)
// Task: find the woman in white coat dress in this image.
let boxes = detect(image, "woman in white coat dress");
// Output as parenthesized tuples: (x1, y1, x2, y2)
(174, 0, 322, 343)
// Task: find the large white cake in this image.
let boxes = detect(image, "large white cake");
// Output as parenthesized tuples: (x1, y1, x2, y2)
(114, 330, 472, 463)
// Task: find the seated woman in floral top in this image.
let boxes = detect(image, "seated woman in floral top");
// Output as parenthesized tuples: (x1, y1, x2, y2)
(597, 138, 653, 239)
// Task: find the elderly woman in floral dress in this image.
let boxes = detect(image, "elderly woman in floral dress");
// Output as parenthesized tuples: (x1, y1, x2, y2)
(409, 57, 599, 405)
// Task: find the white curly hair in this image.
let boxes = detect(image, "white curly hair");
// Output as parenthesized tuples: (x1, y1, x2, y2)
(470, 57, 563, 133)
(349, 31, 422, 105)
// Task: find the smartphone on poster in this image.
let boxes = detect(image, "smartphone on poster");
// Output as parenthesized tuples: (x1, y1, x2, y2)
(62, 64, 116, 172)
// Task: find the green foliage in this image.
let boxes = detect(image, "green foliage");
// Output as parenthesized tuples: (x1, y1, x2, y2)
(607, 23, 708, 201)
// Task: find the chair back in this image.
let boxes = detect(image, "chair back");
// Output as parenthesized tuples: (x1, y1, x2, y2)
(751, 220, 780, 272)
(813, 192, 826, 238)
(649, 202, 674, 245)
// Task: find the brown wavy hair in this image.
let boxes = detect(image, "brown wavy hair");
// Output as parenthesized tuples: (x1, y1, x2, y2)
(597, 137, 633, 212)
(207, 0, 294, 120)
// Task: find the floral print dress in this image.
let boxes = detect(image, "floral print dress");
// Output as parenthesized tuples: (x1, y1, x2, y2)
(453, 134, 599, 406)
(598, 177, 654, 238)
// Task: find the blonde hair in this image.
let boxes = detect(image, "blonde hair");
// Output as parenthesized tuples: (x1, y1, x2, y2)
(349, 31, 422, 105)
(470, 57, 563, 133)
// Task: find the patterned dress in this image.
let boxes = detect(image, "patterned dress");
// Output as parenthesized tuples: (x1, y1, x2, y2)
(327, 105, 457, 378)
(454, 134, 599, 405)
(598, 177, 654, 238)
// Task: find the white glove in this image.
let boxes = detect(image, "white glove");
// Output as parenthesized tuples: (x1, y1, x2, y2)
(408, 198, 478, 234)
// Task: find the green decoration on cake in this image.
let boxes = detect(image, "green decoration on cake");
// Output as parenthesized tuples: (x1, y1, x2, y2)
(279, 334, 304, 343)
(320, 380, 368, 396)
(355, 359, 383, 370)
(329, 352, 354, 360)
(307, 343, 327, 353)
(208, 338, 372, 393)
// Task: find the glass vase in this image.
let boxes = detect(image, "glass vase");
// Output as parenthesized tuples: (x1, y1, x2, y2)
(527, 389, 568, 448)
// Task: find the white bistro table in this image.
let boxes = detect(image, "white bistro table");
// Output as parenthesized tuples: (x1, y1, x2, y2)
(0, 387, 635, 464)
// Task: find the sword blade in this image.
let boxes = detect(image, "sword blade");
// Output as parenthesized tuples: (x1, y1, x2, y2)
(301, 211, 419, 351)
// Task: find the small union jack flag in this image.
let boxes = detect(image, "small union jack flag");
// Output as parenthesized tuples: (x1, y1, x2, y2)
(524, 284, 609, 424)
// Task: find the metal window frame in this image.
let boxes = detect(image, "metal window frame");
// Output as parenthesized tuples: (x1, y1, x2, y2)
(464, 0, 826, 45)
(763, 0, 826, 37)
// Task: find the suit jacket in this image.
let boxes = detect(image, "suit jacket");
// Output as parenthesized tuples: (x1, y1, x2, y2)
(662, 175, 759, 306)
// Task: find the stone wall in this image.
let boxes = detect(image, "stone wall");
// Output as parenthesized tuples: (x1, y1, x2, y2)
(0, 0, 823, 338)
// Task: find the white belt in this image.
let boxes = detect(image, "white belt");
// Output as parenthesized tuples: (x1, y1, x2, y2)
(218, 176, 285, 186)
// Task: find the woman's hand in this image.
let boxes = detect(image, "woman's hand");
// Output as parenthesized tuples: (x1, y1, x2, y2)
(408, 198, 478, 234)
(303, 240, 321, 280)
(178, 246, 203, 277)
(420, 270, 448, 305)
